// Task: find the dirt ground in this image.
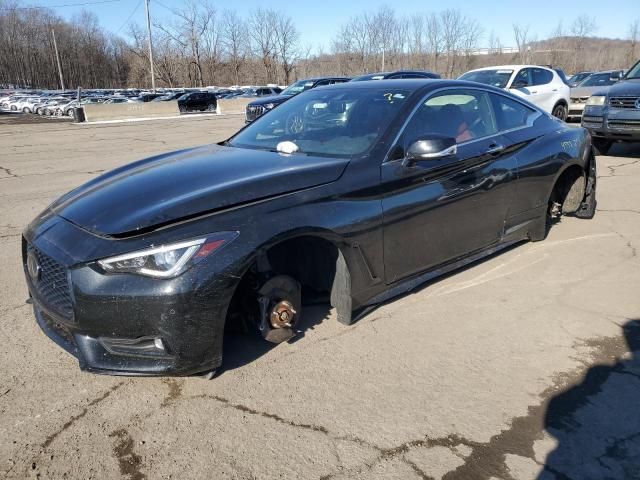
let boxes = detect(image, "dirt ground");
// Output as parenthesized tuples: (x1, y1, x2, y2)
(0, 115, 639, 479)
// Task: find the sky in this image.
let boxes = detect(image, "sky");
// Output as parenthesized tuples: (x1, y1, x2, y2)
(25, 0, 640, 51)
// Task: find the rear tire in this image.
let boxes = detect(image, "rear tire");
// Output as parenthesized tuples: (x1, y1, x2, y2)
(592, 138, 612, 155)
(552, 103, 567, 121)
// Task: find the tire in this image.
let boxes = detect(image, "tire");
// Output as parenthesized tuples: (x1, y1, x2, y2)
(552, 103, 567, 121)
(10, 105, 16, 111)
(22, 107, 30, 113)
(207, 103, 215, 112)
(179, 105, 186, 113)
(592, 138, 612, 155)
(66, 109, 74, 117)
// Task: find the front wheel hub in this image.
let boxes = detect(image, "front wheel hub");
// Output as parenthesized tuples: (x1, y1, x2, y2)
(270, 300, 297, 329)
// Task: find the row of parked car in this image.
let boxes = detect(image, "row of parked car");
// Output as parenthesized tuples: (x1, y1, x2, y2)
(0, 85, 290, 118)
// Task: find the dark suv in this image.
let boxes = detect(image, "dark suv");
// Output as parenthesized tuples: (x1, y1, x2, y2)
(350, 70, 441, 81)
(178, 91, 217, 113)
(581, 59, 640, 154)
(245, 77, 350, 123)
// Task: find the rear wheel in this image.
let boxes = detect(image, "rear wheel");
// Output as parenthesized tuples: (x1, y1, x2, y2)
(22, 107, 30, 113)
(592, 138, 612, 155)
(179, 105, 186, 113)
(552, 103, 567, 121)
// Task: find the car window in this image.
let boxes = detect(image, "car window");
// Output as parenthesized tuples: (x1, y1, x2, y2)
(532, 68, 553, 86)
(489, 94, 537, 131)
(229, 87, 410, 157)
(331, 79, 349, 85)
(459, 69, 513, 89)
(315, 80, 331, 87)
(512, 68, 533, 87)
(578, 73, 618, 87)
(401, 89, 498, 146)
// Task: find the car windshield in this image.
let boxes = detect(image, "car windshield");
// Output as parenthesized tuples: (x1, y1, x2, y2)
(578, 73, 618, 87)
(459, 69, 513, 88)
(228, 87, 410, 157)
(281, 80, 316, 96)
(625, 61, 640, 79)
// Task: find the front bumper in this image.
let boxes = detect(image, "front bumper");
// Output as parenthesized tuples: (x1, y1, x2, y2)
(22, 217, 241, 376)
(567, 102, 585, 118)
(581, 105, 640, 141)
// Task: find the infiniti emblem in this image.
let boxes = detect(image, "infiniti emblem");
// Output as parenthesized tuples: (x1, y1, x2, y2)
(635, 98, 640, 110)
(27, 251, 40, 281)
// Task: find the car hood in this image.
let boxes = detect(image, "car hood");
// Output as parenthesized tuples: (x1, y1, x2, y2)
(571, 86, 608, 97)
(51, 144, 349, 237)
(248, 94, 293, 107)
(600, 78, 640, 96)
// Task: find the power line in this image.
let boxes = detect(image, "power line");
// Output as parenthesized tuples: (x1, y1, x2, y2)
(115, 0, 142, 34)
(0, 0, 121, 10)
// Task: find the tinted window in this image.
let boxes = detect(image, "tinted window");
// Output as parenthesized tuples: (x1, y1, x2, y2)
(315, 80, 331, 86)
(512, 68, 533, 87)
(459, 69, 513, 89)
(578, 73, 618, 87)
(402, 89, 498, 146)
(490, 94, 537, 131)
(331, 79, 349, 85)
(532, 68, 553, 86)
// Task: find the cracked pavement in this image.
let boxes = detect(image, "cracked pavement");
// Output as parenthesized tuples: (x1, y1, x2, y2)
(0, 116, 639, 479)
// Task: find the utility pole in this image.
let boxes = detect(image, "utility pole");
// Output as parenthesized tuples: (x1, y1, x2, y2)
(144, 0, 156, 91)
(51, 29, 65, 91)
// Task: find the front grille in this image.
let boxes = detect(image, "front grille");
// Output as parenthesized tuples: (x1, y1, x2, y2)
(609, 96, 639, 109)
(608, 119, 640, 130)
(245, 105, 264, 122)
(25, 244, 73, 319)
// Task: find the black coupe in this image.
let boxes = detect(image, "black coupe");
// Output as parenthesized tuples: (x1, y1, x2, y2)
(23, 80, 596, 377)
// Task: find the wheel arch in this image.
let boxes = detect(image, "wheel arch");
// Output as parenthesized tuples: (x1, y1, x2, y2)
(226, 228, 356, 330)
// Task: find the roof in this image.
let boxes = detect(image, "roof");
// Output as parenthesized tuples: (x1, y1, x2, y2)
(466, 65, 553, 72)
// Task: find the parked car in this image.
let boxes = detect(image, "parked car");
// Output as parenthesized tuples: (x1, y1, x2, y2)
(350, 70, 441, 81)
(567, 71, 594, 88)
(581, 59, 640, 154)
(177, 91, 218, 112)
(103, 97, 135, 104)
(55, 97, 105, 117)
(459, 65, 571, 120)
(23, 79, 596, 377)
(245, 76, 350, 123)
(568, 70, 625, 121)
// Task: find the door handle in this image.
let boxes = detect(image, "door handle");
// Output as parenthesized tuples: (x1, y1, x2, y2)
(486, 144, 505, 155)
(552, 88, 558, 92)
(530, 90, 538, 94)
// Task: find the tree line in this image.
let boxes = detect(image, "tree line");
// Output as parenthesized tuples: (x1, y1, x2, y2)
(1, 0, 639, 90)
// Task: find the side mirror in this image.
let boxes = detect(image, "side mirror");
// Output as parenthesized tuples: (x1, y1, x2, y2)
(405, 136, 457, 165)
(510, 80, 528, 89)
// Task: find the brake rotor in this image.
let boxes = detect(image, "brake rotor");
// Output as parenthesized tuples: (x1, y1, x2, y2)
(270, 300, 297, 329)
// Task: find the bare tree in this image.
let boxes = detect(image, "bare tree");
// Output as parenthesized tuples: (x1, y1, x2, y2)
(274, 14, 300, 85)
(513, 23, 531, 63)
(248, 8, 278, 83)
(221, 10, 248, 86)
(628, 19, 640, 65)
(425, 13, 443, 73)
(570, 15, 597, 72)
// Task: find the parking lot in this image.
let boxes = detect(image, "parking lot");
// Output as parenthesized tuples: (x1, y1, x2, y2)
(1, 114, 639, 479)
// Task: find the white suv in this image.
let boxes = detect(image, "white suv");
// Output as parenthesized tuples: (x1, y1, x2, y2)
(459, 65, 570, 120)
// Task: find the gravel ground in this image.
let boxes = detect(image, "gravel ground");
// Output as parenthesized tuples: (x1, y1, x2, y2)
(0, 115, 639, 479)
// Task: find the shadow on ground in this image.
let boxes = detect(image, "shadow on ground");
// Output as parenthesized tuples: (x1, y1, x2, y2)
(539, 319, 640, 479)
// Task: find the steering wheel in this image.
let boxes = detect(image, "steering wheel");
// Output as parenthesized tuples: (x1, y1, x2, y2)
(286, 113, 304, 134)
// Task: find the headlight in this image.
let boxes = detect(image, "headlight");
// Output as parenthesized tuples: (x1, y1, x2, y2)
(98, 232, 238, 278)
(263, 103, 275, 110)
(586, 96, 606, 106)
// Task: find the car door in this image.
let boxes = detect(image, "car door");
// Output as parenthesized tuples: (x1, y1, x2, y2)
(530, 68, 556, 112)
(381, 88, 519, 283)
(509, 68, 548, 110)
